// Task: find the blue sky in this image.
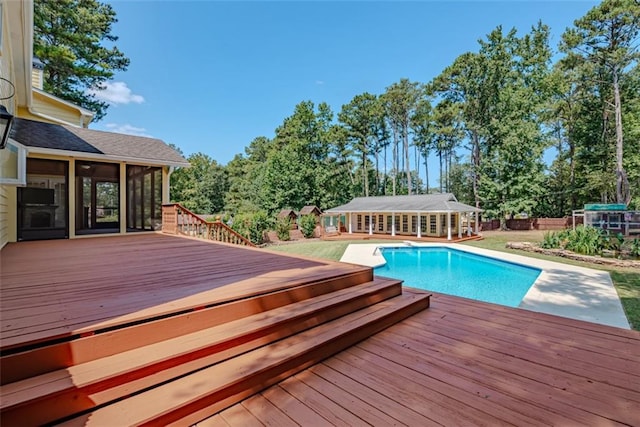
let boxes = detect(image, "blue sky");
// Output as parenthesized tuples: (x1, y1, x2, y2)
(94, 1, 598, 184)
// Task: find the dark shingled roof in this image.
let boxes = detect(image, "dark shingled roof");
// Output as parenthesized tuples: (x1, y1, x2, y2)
(300, 205, 322, 215)
(277, 209, 297, 219)
(10, 118, 189, 166)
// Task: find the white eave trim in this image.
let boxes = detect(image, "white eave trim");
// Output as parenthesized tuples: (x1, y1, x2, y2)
(325, 208, 483, 214)
(26, 146, 191, 168)
(33, 88, 96, 117)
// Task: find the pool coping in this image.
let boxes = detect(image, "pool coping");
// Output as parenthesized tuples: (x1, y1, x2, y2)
(340, 242, 631, 330)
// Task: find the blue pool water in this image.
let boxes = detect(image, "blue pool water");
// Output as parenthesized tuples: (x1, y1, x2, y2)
(374, 247, 541, 307)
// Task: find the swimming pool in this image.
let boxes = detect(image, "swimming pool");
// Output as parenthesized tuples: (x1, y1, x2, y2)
(374, 247, 541, 307)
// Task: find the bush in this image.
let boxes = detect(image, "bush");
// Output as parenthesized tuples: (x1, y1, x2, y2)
(275, 217, 291, 241)
(541, 231, 560, 249)
(564, 225, 602, 255)
(298, 214, 318, 238)
(231, 211, 271, 245)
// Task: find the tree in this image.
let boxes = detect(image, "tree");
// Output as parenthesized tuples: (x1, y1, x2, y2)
(170, 153, 228, 214)
(338, 93, 378, 197)
(33, 0, 130, 121)
(428, 51, 492, 207)
(411, 93, 434, 193)
(259, 101, 334, 213)
(382, 79, 420, 195)
(561, 0, 640, 204)
(432, 99, 462, 193)
(224, 137, 273, 213)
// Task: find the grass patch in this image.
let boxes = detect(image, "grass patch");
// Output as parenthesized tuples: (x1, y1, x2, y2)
(264, 233, 640, 330)
(609, 271, 640, 330)
(264, 240, 389, 262)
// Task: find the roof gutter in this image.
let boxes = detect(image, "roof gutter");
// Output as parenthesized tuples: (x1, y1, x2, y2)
(27, 146, 191, 168)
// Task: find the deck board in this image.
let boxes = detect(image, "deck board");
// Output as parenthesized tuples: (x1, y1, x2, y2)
(0, 234, 369, 351)
(3, 234, 639, 426)
(212, 292, 640, 427)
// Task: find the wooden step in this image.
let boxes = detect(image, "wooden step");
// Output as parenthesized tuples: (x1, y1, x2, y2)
(1, 262, 372, 355)
(1, 266, 373, 384)
(0, 278, 402, 426)
(59, 292, 430, 427)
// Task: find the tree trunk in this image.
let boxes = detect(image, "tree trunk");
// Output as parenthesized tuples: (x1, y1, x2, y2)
(404, 125, 412, 195)
(392, 127, 398, 196)
(374, 148, 380, 195)
(472, 130, 480, 209)
(613, 69, 629, 205)
(439, 151, 443, 193)
(363, 151, 369, 197)
(423, 151, 429, 194)
(383, 142, 388, 195)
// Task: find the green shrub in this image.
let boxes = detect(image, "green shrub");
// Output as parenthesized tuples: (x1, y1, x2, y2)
(231, 211, 271, 244)
(564, 225, 602, 255)
(298, 214, 318, 238)
(630, 238, 640, 258)
(275, 217, 291, 241)
(541, 231, 560, 249)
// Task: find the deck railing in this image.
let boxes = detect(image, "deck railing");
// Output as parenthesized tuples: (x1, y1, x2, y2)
(162, 203, 255, 247)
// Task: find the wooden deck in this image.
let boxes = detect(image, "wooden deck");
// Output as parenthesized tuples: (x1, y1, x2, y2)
(0, 234, 429, 425)
(0, 234, 361, 351)
(2, 234, 639, 426)
(203, 291, 640, 427)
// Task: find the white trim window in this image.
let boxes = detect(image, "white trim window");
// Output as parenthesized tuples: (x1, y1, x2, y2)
(0, 140, 27, 185)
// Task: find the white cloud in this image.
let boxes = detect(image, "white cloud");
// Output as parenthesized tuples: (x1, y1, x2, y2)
(87, 81, 145, 105)
(104, 123, 153, 138)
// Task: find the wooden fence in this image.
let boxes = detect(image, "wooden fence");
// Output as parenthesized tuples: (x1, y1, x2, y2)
(480, 217, 582, 231)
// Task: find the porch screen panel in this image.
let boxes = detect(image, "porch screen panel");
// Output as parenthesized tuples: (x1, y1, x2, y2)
(127, 166, 163, 231)
(18, 159, 69, 241)
(75, 161, 119, 234)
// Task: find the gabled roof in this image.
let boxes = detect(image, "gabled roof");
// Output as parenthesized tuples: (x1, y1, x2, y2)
(300, 205, 322, 215)
(325, 193, 482, 213)
(10, 118, 189, 167)
(277, 209, 297, 218)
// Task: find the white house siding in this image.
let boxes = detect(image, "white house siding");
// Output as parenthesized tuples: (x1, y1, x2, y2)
(0, 184, 16, 248)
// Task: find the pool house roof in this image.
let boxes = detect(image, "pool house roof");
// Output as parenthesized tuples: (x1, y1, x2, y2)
(325, 193, 482, 214)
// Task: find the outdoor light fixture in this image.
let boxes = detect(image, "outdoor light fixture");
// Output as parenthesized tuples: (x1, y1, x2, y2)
(0, 77, 16, 150)
(0, 104, 14, 150)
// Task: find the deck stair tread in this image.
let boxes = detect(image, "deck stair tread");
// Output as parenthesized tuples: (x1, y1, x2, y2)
(1, 263, 372, 352)
(1, 277, 400, 415)
(1, 266, 373, 384)
(60, 292, 430, 427)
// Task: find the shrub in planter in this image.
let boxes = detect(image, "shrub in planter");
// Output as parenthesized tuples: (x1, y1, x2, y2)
(298, 214, 318, 238)
(275, 217, 291, 241)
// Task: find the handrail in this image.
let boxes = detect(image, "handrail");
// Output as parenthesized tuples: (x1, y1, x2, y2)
(162, 203, 255, 247)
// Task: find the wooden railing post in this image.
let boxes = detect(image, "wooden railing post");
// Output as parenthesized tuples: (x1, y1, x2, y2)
(162, 204, 178, 234)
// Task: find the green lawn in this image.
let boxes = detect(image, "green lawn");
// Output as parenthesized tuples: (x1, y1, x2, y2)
(265, 234, 640, 330)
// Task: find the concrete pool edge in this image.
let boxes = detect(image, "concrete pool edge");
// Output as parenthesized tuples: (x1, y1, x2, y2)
(340, 242, 631, 330)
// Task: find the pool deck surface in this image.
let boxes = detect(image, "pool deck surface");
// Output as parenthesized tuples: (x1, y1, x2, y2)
(341, 242, 631, 330)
